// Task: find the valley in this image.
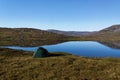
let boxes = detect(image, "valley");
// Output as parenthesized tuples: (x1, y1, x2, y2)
(0, 25, 120, 80)
(0, 25, 120, 46)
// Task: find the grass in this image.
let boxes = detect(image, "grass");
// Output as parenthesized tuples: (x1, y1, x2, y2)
(0, 48, 120, 80)
(0, 28, 68, 46)
(1, 28, 120, 47)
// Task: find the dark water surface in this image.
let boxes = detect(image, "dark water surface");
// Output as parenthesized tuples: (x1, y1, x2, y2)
(1, 41, 120, 58)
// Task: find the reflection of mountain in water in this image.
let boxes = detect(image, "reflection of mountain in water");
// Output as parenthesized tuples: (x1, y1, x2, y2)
(99, 42, 120, 49)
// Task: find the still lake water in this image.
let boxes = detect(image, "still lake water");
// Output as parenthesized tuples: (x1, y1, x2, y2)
(1, 41, 120, 58)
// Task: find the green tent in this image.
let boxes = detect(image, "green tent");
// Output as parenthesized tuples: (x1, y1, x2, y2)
(33, 47, 49, 58)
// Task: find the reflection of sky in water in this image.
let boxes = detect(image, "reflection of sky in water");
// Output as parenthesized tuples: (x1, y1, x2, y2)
(1, 41, 120, 58)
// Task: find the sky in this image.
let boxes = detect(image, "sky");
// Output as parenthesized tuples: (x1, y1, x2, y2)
(0, 0, 120, 31)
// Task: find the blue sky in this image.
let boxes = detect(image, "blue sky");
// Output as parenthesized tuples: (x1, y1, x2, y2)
(0, 0, 120, 31)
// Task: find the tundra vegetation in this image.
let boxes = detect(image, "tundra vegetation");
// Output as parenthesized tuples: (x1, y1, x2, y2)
(0, 28, 68, 46)
(0, 48, 120, 80)
(0, 25, 120, 80)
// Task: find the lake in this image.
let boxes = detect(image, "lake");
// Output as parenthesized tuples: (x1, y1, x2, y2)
(1, 41, 120, 58)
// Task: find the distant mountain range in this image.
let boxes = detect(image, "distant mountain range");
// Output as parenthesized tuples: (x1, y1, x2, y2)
(0, 24, 120, 46)
(47, 29, 94, 36)
(47, 24, 120, 37)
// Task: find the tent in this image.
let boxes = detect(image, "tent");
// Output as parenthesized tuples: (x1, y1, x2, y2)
(33, 47, 49, 58)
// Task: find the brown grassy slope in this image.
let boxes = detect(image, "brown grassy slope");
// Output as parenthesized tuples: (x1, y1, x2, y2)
(0, 26, 120, 47)
(83, 32, 120, 42)
(87, 25, 120, 41)
(56, 25, 120, 42)
(70, 29, 120, 42)
(0, 48, 120, 80)
(0, 28, 68, 46)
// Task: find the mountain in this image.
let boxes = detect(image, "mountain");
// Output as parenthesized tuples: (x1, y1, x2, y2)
(47, 29, 93, 36)
(0, 28, 67, 46)
(99, 24, 120, 32)
(96, 24, 120, 36)
(0, 24, 120, 46)
(87, 24, 120, 41)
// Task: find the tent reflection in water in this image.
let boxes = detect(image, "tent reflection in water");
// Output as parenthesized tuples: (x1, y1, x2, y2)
(33, 47, 49, 58)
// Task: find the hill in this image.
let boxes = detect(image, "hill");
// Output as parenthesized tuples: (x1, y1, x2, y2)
(47, 29, 93, 36)
(0, 24, 120, 46)
(0, 28, 67, 46)
(83, 25, 120, 41)
(100, 24, 120, 32)
(96, 24, 120, 36)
